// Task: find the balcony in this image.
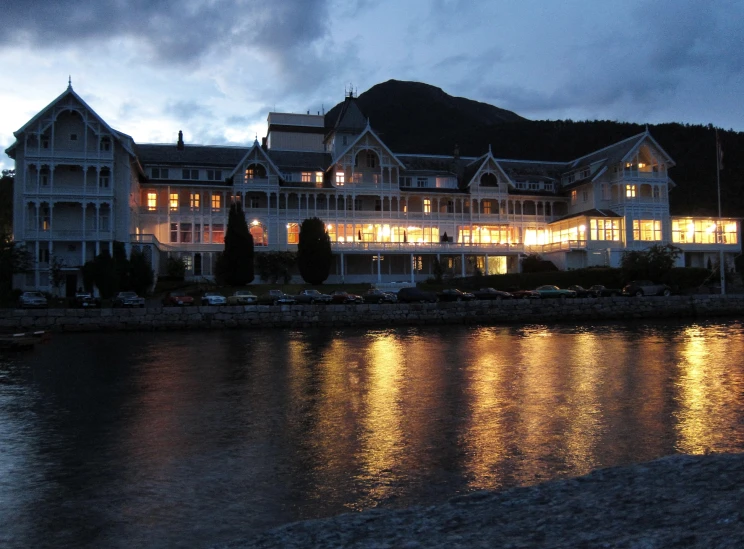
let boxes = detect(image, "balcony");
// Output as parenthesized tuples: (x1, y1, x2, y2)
(24, 149, 114, 162)
(535, 240, 588, 253)
(329, 241, 526, 253)
(23, 229, 113, 241)
(24, 184, 115, 198)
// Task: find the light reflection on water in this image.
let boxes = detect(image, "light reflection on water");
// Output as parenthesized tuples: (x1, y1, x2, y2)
(0, 320, 743, 548)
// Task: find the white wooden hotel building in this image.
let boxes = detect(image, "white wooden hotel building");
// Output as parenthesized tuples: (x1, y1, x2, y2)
(5, 84, 741, 293)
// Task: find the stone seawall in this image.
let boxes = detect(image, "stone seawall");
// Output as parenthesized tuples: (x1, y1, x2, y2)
(1, 294, 743, 333)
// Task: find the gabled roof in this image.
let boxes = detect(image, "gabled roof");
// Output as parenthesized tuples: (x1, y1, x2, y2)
(228, 141, 284, 180)
(333, 125, 406, 168)
(136, 143, 249, 166)
(567, 130, 676, 173)
(5, 83, 135, 158)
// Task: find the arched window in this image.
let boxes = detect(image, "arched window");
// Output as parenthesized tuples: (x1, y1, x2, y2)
(480, 173, 498, 187)
(244, 163, 267, 182)
(249, 222, 268, 246)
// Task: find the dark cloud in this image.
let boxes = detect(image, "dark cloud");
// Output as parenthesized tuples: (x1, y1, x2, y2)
(0, 0, 331, 67)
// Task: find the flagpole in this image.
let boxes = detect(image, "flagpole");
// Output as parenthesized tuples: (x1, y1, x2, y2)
(716, 129, 725, 295)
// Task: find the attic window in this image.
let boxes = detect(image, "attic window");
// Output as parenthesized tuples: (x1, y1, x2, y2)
(100, 137, 111, 151)
(42, 137, 50, 149)
(152, 168, 169, 179)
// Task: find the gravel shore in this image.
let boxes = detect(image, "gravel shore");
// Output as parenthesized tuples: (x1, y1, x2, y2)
(219, 453, 744, 549)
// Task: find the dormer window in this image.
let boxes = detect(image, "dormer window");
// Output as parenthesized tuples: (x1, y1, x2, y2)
(182, 169, 199, 180)
(152, 168, 169, 179)
(100, 137, 111, 151)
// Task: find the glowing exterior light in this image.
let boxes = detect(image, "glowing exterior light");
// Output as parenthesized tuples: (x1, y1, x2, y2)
(251, 220, 260, 226)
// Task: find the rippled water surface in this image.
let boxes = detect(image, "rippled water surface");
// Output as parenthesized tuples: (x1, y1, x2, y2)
(1, 320, 743, 548)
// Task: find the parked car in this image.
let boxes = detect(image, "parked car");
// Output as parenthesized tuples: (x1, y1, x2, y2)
(161, 290, 194, 306)
(473, 287, 513, 300)
(113, 291, 145, 308)
(74, 292, 100, 308)
(509, 288, 541, 300)
(227, 290, 258, 305)
(201, 291, 227, 305)
(590, 284, 621, 297)
(331, 290, 364, 304)
(438, 288, 476, 302)
(622, 280, 672, 297)
(18, 291, 48, 309)
(268, 290, 296, 305)
(567, 285, 594, 298)
(295, 289, 333, 304)
(363, 289, 397, 303)
(396, 287, 438, 303)
(535, 285, 577, 299)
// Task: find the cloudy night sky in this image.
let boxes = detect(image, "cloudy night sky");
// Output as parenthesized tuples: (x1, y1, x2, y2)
(2, 0, 743, 172)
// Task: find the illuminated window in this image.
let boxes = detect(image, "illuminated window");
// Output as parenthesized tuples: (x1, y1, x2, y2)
(633, 220, 662, 241)
(211, 193, 222, 212)
(626, 184, 637, 198)
(287, 223, 299, 244)
(424, 199, 431, 214)
(301, 172, 311, 183)
(250, 224, 267, 246)
(571, 190, 577, 204)
(336, 171, 345, 185)
(315, 172, 324, 184)
(190, 193, 200, 210)
(147, 192, 157, 211)
(482, 201, 491, 214)
(672, 218, 738, 244)
(212, 223, 225, 244)
(182, 255, 193, 271)
(589, 218, 621, 241)
(169, 193, 179, 211)
(245, 168, 255, 180)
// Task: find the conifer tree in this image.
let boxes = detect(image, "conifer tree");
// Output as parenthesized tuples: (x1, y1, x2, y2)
(297, 217, 331, 284)
(215, 201, 254, 285)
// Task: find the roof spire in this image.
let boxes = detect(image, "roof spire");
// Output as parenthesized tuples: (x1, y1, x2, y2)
(68, 75, 72, 89)
(488, 143, 492, 155)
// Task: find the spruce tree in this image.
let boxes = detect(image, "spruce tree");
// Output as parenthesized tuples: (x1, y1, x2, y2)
(297, 217, 331, 284)
(216, 201, 254, 285)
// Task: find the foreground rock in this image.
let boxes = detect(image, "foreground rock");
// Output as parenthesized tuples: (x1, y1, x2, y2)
(220, 454, 744, 549)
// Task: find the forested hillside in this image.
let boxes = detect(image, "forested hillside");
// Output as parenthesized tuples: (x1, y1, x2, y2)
(328, 80, 743, 217)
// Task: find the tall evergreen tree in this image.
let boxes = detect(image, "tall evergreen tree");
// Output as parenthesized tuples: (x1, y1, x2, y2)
(215, 201, 254, 285)
(297, 217, 331, 284)
(129, 248, 154, 295)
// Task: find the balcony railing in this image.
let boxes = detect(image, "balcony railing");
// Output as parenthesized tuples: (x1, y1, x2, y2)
(536, 240, 588, 252)
(329, 241, 526, 253)
(24, 149, 114, 161)
(23, 229, 113, 240)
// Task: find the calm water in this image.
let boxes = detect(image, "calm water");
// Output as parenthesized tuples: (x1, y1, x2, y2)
(1, 320, 743, 548)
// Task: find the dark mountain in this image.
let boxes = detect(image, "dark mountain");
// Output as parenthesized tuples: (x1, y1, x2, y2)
(327, 80, 744, 217)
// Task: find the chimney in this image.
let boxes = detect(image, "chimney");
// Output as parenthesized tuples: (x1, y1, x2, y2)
(453, 143, 460, 160)
(177, 130, 184, 151)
